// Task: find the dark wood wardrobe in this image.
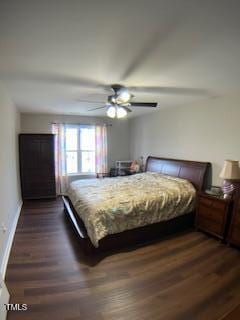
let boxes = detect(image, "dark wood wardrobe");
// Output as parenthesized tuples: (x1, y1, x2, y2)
(19, 134, 56, 199)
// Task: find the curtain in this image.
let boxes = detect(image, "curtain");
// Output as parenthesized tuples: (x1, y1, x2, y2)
(95, 125, 108, 174)
(52, 123, 69, 195)
(52, 123, 108, 194)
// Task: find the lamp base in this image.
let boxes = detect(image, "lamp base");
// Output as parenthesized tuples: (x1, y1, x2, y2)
(221, 179, 240, 199)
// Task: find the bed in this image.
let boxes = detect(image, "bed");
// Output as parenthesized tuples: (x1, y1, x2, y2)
(63, 156, 211, 253)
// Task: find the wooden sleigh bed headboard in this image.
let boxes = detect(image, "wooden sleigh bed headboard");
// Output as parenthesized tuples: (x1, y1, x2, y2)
(146, 156, 211, 191)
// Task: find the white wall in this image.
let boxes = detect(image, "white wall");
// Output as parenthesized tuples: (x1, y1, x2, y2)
(20, 113, 130, 169)
(0, 83, 21, 275)
(20, 93, 240, 186)
(129, 94, 240, 186)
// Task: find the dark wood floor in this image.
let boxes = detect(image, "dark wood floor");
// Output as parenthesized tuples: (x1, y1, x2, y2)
(5, 198, 240, 320)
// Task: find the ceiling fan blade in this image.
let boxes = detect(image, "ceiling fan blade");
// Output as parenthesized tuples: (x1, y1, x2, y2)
(1, 70, 106, 89)
(130, 102, 158, 108)
(121, 105, 132, 113)
(120, 22, 179, 81)
(128, 86, 209, 96)
(75, 99, 105, 104)
(88, 106, 106, 111)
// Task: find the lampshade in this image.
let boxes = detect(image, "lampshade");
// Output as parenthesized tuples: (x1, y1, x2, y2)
(219, 160, 240, 180)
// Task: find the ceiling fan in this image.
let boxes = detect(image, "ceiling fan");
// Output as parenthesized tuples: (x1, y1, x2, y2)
(1, 71, 209, 118)
(77, 84, 158, 118)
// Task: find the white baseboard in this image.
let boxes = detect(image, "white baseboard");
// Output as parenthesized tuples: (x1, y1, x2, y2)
(0, 201, 22, 279)
(0, 279, 9, 320)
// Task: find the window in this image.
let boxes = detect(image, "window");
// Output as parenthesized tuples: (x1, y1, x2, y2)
(65, 125, 95, 174)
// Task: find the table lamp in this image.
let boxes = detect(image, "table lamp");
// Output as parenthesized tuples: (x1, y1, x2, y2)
(219, 160, 240, 199)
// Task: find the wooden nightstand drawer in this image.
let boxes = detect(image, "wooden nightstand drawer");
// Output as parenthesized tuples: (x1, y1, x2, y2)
(196, 193, 232, 240)
(212, 201, 226, 211)
(198, 203, 225, 224)
(197, 216, 222, 236)
(199, 196, 226, 211)
(199, 197, 213, 208)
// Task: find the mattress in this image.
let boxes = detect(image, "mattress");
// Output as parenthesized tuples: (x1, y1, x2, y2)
(67, 172, 196, 247)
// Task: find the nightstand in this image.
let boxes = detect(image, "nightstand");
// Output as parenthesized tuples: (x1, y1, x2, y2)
(195, 192, 233, 240)
(227, 191, 240, 247)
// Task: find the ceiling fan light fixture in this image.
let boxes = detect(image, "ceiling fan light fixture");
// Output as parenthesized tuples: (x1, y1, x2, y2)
(107, 105, 116, 118)
(116, 88, 131, 103)
(111, 96, 117, 104)
(106, 105, 127, 118)
(87, 84, 157, 116)
(116, 106, 127, 118)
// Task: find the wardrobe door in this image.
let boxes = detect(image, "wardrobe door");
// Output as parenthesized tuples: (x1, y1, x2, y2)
(19, 134, 56, 199)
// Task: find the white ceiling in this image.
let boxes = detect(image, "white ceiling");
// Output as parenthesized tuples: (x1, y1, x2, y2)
(0, 0, 240, 118)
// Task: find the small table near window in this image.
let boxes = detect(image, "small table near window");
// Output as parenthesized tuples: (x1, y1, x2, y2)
(96, 172, 109, 178)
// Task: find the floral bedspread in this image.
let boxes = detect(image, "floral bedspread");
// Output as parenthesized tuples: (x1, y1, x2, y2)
(67, 172, 196, 247)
